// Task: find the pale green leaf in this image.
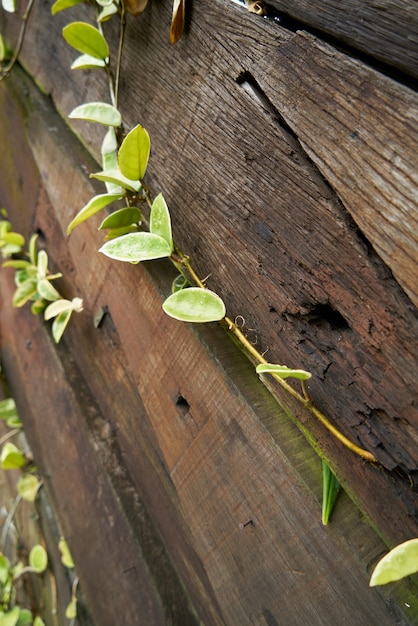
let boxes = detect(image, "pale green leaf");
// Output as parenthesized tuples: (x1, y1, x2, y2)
(33, 617, 46, 626)
(16, 609, 33, 626)
(62, 22, 109, 60)
(99, 232, 171, 262)
(67, 193, 123, 234)
(37, 249, 48, 278)
(71, 54, 106, 70)
(58, 537, 75, 568)
(163, 288, 226, 323)
(0, 607, 20, 626)
(2, 0, 16, 13)
(17, 475, 41, 502)
(2, 260, 31, 270)
(99, 207, 142, 230)
(69, 102, 122, 127)
(150, 193, 173, 250)
(1, 232, 24, 247)
(97, 3, 118, 21)
(101, 127, 118, 155)
(65, 598, 77, 620)
(370, 538, 418, 586)
(29, 545, 48, 573)
(256, 363, 312, 380)
(28, 233, 38, 265)
(51, 0, 84, 14)
(0, 443, 25, 470)
(12, 279, 38, 308)
(91, 169, 141, 192)
(0, 554, 10, 584)
(37, 279, 61, 302)
(0, 398, 18, 423)
(118, 125, 150, 181)
(44, 297, 83, 321)
(51, 309, 73, 343)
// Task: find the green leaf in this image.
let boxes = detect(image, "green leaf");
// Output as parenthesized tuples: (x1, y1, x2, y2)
(99, 207, 142, 230)
(58, 537, 75, 569)
(12, 279, 38, 307)
(28, 233, 38, 265)
(33, 617, 46, 626)
(0, 398, 18, 423)
(118, 125, 150, 181)
(62, 22, 109, 60)
(321, 460, 340, 525)
(370, 538, 418, 586)
(255, 363, 312, 380)
(0, 607, 20, 626)
(15, 609, 32, 626)
(69, 102, 122, 127)
(71, 54, 106, 70)
(67, 193, 123, 234)
(37, 249, 48, 278)
(65, 598, 78, 620)
(91, 169, 141, 193)
(51, 0, 84, 14)
(1, 0, 16, 13)
(17, 475, 41, 502)
(0, 443, 25, 470)
(99, 232, 172, 262)
(51, 309, 73, 343)
(31, 299, 47, 316)
(101, 127, 118, 155)
(29, 545, 48, 573)
(0, 553, 11, 584)
(150, 193, 173, 250)
(37, 279, 61, 302)
(2, 232, 24, 248)
(163, 288, 226, 323)
(2, 260, 31, 270)
(172, 274, 189, 293)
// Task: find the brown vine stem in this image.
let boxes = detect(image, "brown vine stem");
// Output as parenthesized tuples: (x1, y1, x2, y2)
(173, 244, 378, 464)
(0, 0, 36, 81)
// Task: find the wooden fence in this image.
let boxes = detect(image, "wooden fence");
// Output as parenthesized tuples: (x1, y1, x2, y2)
(0, 0, 417, 623)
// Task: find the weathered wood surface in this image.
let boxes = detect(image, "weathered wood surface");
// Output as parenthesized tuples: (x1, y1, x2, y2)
(1, 70, 418, 624)
(266, 0, 418, 79)
(1, 0, 416, 473)
(0, 0, 418, 622)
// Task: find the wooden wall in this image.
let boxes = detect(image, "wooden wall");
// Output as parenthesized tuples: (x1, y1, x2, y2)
(0, 0, 417, 623)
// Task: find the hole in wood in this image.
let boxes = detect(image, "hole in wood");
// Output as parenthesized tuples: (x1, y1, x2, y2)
(175, 394, 190, 416)
(306, 303, 350, 331)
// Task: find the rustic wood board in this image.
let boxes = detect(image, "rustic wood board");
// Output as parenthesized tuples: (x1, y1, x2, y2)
(265, 0, 418, 79)
(1, 67, 418, 624)
(1, 0, 417, 479)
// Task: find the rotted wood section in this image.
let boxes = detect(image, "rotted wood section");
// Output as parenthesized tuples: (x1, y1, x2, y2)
(0, 0, 417, 623)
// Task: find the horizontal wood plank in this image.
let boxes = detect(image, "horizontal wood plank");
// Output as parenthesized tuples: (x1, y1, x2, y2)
(266, 0, 418, 79)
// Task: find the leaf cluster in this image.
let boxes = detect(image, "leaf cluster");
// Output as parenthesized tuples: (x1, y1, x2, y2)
(2, 232, 83, 343)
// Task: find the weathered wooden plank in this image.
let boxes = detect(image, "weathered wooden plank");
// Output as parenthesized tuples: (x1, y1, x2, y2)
(2, 0, 417, 472)
(265, 0, 418, 79)
(254, 29, 418, 310)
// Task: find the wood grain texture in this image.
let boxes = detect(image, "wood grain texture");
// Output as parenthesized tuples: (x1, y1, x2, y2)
(1, 0, 417, 470)
(1, 74, 417, 622)
(266, 0, 418, 79)
(255, 30, 418, 309)
(1, 0, 418, 622)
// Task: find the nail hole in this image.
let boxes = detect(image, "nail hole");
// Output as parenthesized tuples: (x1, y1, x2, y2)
(175, 394, 190, 416)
